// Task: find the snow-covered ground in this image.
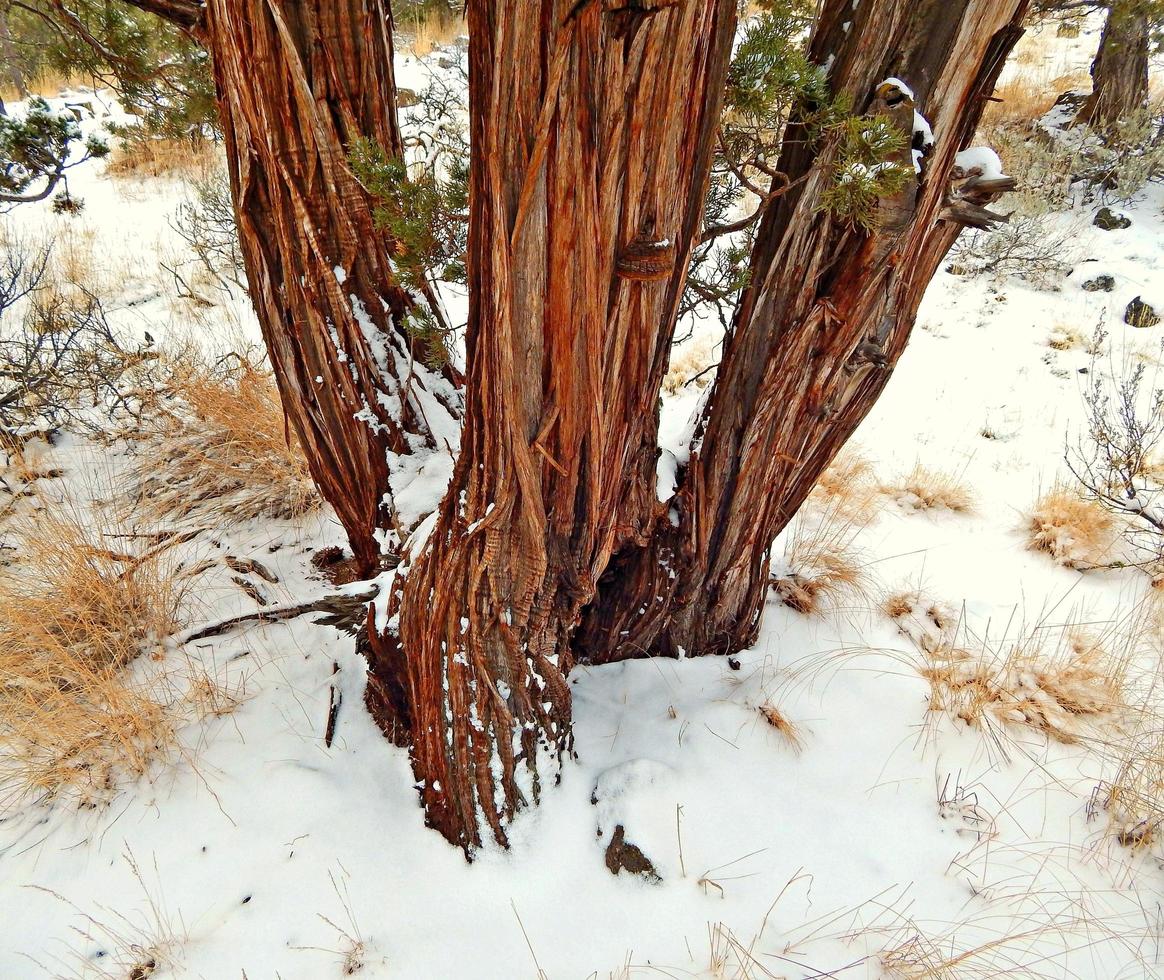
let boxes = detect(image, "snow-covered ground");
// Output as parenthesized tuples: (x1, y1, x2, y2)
(2, 19, 1163, 980)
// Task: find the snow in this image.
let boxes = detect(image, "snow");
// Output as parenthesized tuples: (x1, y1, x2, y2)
(2, 21, 1164, 980)
(879, 76, 914, 101)
(956, 145, 1008, 180)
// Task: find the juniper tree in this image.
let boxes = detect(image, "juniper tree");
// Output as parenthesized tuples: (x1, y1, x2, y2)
(38, 0, 1029, 853)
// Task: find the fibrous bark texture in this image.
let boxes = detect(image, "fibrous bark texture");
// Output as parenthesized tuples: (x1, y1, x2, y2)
(578, 0, 1030, 664)
(1076, 2, 1149, 131)
(203, 0, 460, 573)
(371, 0, 739, 852)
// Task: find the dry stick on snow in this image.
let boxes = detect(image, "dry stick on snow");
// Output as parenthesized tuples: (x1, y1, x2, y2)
(177, 584, 380, 644)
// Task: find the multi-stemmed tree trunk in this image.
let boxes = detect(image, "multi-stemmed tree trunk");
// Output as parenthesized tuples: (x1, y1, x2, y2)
(1076, 1, 1150, 130)
(579, 0, 1029, 663)
(125, 0, 1028, 853)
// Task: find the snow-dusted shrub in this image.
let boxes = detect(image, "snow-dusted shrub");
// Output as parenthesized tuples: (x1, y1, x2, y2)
(949, 210, 1077, 289)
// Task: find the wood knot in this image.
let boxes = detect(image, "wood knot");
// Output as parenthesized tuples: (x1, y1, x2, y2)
(602, 0, 680, 40)
(616, 234, 676, 282)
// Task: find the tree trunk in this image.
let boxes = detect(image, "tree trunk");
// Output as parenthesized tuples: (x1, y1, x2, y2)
(369, 0, 739, 853)
(1076, 2, 1149, 131)
(200, 0, 460, 573)
(578, 0, 1030, 663)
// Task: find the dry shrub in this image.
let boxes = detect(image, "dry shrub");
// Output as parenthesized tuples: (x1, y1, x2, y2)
(1093, 723, 1164, 854)
(1026, 484, 1118, 568)
(124, 352, 319, 524)
(771, 495, 871, 615)
(662, 337, 715, 395)
(884, 464, 974, 514)
(0, 503, 184, 805)
(401, 7, 465, 57)
(757, 702, 805, 753)
(105, 134, 217, 180)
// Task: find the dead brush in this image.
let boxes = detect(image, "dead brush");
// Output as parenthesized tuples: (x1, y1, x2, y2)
(884, 464, 974, 514)
(1026, 484, 1119, 568)
(123, 352, 319, 524)
(770, 494, 872, 615)
(0, 501, 185, 805)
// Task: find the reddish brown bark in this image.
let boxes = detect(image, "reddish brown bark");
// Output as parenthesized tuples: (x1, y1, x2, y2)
(198, 0, 459, 573)
(1076, 2, 1150, 131)
(578, 0, 1030, 663)
(369, 0, 738, 852)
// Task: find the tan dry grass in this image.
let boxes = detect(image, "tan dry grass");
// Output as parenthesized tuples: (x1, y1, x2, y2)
(1026, 484, 1118, 568)
(771, 493, 872, 615)
(124, 352, 319, 525)
(662, 337, 715, 394)
(810, 449, 879, 518)
(402, 9, 465, 57)
(884, 464, 974, 514)
(0, 502, 185, 805)
(105, 135, 218, 180)
(885, 593, 1131, 745)
(757, 702, 805, 753)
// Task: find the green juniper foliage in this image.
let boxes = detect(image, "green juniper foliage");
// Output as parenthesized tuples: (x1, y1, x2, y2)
(4, 1, 217, 142)
(817, 114, 911, 230)
(349, 136, 468, 369)
(0, 96, 108, 205)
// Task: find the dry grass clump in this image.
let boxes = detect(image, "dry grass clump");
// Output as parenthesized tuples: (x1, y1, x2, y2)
(770, 496, 871, 615)
(886, 592, 1130, 745)
(757, 702, 805, 753)
(1047, 323, 1085, 351)
(920, 635, 1127, 745)
(662, 337, 715, 394)
(981, 69, 1089, 129)
(105, 135, 217, 180)
(1092, 724, 1164, 854)
(884, 464, 974, 514)
(401, 7, 465, 56)
(1026, 484, 1118, 568)
(124, 353, 319, 524)
(0, 503, 185, 805)
(809, 450, 879, 518)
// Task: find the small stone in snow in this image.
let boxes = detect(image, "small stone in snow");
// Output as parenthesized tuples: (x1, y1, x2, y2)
(1125, 297, 1160, 328)
(1093, 207, 1131, 231)
(1081, 274, 1115, 292)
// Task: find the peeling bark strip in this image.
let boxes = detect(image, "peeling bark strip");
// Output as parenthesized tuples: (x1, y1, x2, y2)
(200, 0, 459, 572)
(579, 0, 1031, 663)
(370, 0, 738, 852)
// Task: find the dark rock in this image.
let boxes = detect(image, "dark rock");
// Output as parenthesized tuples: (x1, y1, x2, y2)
(604, 825, 661, 882)
(1082, 274, 1115, 292)
(1094, 207, 1131, 231)
(1125, 297, 1161, 328)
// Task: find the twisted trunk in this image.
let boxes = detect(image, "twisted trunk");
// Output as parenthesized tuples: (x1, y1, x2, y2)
(368, 0, 738, 852)
(579, 0, 1030, 663)
(1076, 2, 1149, 131)
(200, 0, 460, 573)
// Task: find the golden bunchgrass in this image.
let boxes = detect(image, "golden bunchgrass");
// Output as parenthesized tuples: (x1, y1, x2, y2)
(0, 501, 185, 805)
(884, 464, 974, 514)
(1026, 484, 1118, 568)
(885, 593, 1131, 746)
(124, 353, 319, 524)
(771, 492, 872, 615)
